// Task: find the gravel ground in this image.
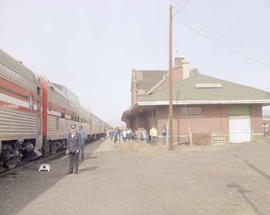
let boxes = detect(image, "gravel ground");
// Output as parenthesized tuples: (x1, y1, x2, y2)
(1, 139, 270, 215)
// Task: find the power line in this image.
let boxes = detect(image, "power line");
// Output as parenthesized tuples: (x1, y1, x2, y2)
(175, 0, 186, 7)
(173, 6, 270, 62)
(179, 0, 191, 11)
(174, 19, 270, 68)
(173, 0, 191, 16)
(175, 0, 184, 7)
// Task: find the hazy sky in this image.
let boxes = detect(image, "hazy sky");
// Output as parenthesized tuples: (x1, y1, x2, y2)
(0, 0, 270, 125)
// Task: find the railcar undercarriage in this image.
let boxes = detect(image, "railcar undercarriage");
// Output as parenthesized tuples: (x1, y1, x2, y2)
(0, 139, 40, 169)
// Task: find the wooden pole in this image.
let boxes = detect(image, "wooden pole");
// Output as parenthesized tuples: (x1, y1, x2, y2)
(168, 4, 174, 150)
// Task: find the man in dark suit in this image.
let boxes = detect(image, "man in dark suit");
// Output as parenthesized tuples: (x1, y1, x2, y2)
(66, 124, 82, 174)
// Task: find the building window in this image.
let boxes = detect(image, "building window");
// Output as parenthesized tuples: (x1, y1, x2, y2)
(180, 106, 202, 115)
(149, 109, 156, 119)
(153, 109, 156, 117)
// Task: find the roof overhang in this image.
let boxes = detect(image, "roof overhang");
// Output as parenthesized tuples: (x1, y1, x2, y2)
(121, 104, 138, 121)
(121, 103, 156, 121)
(138, 99, 270, 106)
(122, 99, 270, 121)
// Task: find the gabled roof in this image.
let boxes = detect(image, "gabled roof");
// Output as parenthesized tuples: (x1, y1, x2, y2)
(134, 70, 167, 91)
(138, 73, 270, 105)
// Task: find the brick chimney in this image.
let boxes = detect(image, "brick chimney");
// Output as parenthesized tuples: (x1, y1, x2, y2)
(173, 57, 190, 81)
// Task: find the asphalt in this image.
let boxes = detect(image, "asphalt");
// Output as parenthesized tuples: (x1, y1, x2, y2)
(1, 139, 270, 215)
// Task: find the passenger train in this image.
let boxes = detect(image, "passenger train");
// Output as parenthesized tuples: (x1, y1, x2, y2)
(0, 49, 109, 169)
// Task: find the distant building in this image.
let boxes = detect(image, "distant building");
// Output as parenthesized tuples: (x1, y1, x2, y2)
(122, 58, 270, 144)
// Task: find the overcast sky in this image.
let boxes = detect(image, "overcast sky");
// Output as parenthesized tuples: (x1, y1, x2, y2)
(0, 0, 270, 125)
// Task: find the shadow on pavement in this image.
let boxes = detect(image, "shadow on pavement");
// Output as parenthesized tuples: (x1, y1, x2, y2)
(233, 154, 270, 181)
(85, 155, 98, 160)
(227, 182, 264, 215)
(79, 166, 98, 173)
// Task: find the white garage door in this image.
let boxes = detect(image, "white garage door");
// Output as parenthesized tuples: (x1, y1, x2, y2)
(229, 116, 251, 143)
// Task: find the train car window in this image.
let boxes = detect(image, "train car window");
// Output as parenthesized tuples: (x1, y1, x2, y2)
(61, 112, 65, 118)
(29, 95, 34, 110)
(37, 87, 41, 95)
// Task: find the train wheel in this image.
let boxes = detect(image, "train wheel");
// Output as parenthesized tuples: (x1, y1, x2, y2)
(4, 156, 20, 169)
(5, 161, 16, 169)
(50, 141, 57, 154)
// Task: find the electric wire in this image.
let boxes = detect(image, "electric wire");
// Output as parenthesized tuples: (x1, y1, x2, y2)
(173, 0, 191, 16)
(174, 19, 270, 68)
(173, 6, 270, 62)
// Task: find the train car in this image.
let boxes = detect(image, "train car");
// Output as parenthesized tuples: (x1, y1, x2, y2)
(0, 50, 42, 168)
(40, 79, 91, 155)
(79, 108, 93, 142)
(0, 49, 109, 169)
(91, 114, 103, 140)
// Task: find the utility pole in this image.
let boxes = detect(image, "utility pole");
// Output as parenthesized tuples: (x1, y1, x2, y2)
(168, 4, 174, 150)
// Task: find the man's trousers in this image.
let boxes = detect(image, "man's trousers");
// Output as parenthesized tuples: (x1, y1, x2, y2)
(69, 151, 79, 173)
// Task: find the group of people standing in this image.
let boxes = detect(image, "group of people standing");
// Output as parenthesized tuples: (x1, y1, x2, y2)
(149, 125, 167, 145)
(109, 125, 167, 145)
(66, 124, 87, 174)
(109, 128, 132, 143)
(66, 124, 167, 174)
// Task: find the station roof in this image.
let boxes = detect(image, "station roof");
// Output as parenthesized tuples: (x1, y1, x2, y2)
(123, 73, 270, 120)
(138, 73, 270, 105)
(134, 70, 167, 91)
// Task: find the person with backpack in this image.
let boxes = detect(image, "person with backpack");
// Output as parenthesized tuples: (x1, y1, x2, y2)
(78, 125, 87, 161)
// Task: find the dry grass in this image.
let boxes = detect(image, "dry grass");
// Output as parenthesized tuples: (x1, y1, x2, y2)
(119, 140, 232, 154)
(119, 141, 169, 156)
(95, 138, 254, 156)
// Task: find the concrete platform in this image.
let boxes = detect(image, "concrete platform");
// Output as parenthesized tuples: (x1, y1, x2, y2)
(1, 139, 270, 215)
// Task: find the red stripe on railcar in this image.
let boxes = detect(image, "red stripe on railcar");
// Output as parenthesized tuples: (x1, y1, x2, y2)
(40, 78, 48, 137)
(0, 77, 30, 99)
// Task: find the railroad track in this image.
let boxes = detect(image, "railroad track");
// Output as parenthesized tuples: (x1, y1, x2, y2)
(0, 150, 66, 176)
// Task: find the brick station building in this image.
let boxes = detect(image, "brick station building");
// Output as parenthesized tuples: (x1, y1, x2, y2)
(122, 58, 270, 144)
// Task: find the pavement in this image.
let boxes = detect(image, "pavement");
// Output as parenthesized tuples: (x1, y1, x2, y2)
(1, 139, 270, 215)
